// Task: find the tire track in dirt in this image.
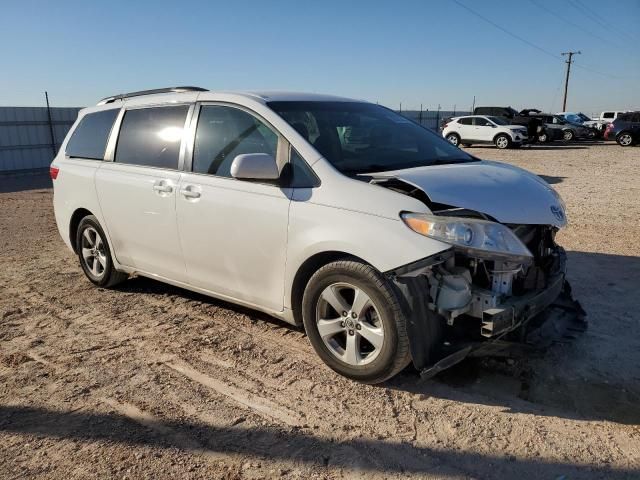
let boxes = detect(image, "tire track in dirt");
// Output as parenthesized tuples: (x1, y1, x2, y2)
(163, 358, 305, 427)
(3, 259, 452, 476)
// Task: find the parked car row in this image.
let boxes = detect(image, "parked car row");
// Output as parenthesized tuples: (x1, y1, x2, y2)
(441, 105, 599, 149)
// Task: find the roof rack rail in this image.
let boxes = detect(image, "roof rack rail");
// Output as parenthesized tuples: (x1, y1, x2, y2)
(97, 86, 208, 105)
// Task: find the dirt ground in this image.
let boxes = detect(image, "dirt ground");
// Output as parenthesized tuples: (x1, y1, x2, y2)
(1, 142, 639, 479)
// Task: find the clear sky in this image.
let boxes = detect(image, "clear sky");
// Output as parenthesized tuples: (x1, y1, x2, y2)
(1, 0, 638, 114)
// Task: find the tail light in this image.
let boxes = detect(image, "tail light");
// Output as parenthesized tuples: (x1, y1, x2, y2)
(50, 166, 59, 180)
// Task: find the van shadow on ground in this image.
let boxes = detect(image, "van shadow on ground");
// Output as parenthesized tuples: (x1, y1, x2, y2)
(0, 404, 637, 478)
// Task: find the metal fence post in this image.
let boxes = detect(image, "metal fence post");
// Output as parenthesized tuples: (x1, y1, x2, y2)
(45, 91, 57, 156)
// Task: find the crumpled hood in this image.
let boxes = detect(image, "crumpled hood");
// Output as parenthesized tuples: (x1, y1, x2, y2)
(369, 160, 567, 227)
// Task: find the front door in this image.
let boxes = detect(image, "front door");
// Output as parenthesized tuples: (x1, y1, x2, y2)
(95, 104, 191, 282)
(176, 104, 291, 311)
(473, 116, 496, 141)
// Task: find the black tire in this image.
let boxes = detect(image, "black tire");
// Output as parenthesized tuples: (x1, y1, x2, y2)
(76, 215, 128, 288)
(538, 132, 548, 143)
(445, 133, 460, 147)
(616, 132, 634, 147)
(302, 260, 411, 384)
(563, 129, 574, 141)
(494, 134, 511, 149)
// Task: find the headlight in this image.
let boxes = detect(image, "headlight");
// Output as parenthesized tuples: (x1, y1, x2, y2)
(400, 213, 533, 263)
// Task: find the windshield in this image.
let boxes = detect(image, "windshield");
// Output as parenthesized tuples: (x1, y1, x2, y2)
(487, 116, 509, 125)
(565, 114, 583, 124)
(578, 113, 592, 121)
(268, 101, 475, 174)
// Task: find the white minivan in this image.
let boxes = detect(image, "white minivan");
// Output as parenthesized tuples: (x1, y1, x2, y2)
(51, 87, 584, 383)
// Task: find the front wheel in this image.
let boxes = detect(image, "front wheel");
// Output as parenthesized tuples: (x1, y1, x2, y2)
(494, 134, 511, 149)
(302, 260, 411, 384)
(563, 129, 575, 141)
(616, 132, 634, 146)
(76, 215, 128, 287)
(538, 132, 548, 143)
(445, 133, 460, 147)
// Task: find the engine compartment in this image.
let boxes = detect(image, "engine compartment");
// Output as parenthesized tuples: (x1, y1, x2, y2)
(426, 224, 565, 338)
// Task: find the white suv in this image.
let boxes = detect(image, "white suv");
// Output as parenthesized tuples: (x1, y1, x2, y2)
(442, 115, 528, 149)
(51, 87, 582, 383)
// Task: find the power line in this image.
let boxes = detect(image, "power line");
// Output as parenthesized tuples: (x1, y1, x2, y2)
(452, 0, 633, 81)
(529, 0, 612, 46)
(451, 0, 561, 61)
(568, 0, 639, 43)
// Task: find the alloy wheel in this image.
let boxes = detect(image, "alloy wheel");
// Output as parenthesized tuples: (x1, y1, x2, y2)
(496, 136, 509, 149)
(446, 134, 459, 146)
(618, 133, 632, 146)
(81, 226, 107, 279)
(315, 282, 384, 366)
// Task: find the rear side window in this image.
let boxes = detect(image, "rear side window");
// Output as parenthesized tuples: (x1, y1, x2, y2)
(603, 112, 614, 119)
(192, 105, 278, 177)
(66, 109, 119, 160)
(458, 117, 473, 125)
(115, 105, 189, 169)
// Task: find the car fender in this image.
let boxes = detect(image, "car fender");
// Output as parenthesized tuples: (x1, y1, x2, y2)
(284, 190, 451, 310)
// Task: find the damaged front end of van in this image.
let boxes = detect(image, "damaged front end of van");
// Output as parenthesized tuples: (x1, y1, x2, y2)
(374, 160, 587, 377)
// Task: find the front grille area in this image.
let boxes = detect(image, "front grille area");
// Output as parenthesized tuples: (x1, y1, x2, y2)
(510, 225, 562, 294)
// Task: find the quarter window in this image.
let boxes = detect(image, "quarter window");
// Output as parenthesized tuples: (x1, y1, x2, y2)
(285, 148, 319, 188)
(115, 106, 189, 169)
(458, 117, 473, 125)
(66, 109, 119, 160)
(193, 106, 278, 177)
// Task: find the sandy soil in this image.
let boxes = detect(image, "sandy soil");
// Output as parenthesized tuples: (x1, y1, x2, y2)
(1, 142, 639, 479)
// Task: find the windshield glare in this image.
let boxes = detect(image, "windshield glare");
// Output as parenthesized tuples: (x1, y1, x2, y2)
(268, 101, 475, 174)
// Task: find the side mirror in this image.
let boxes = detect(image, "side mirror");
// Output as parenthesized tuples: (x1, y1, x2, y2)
(230, 153, 279, 180)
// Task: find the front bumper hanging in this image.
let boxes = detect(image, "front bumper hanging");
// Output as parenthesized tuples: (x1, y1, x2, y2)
(420, 279, 587, 379)
(391, 266, 587, 379)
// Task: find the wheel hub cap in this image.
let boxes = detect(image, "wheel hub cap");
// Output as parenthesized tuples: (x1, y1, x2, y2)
(81, 227, 106, 278)
(315, 282, 384, 366)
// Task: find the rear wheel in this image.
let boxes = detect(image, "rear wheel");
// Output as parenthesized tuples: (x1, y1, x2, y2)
(538, 132, 548, 143)
(76, 215, 127, 287)
(494, 134, 511, 149)
(446, 133, 460, 147)
(302, 260, 411, 384)
(616, 132, 634, 146)
(563, 129, 575, 141)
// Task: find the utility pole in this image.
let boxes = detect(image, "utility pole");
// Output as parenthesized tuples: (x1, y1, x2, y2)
(561, 51, 581, 111)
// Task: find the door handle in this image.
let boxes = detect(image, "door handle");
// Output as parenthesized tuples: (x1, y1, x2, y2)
(180, 186, 201, 199)
(153, 184, 173, 193)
